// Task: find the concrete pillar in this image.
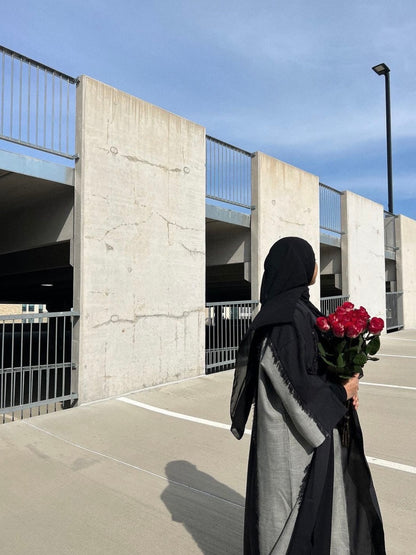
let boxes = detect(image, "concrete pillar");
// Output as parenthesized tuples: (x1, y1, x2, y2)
(251, 152, 320, 306)
(74, 76, 206, 403)
(396, 215, 416, 328)
(341, 191, 385, 320)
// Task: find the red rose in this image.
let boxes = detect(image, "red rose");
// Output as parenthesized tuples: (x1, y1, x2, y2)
(345, 323, 361, 338)
(356, 306, 370, 320)
(328, 313, 339, 325)
(354, 318, 368, 334)
(342, 301, 354, 312)
(332, 321, 345, 338)
(368, 317, 384, 335)
(335, 306, 347, 318)
(316, 316, 330, 332)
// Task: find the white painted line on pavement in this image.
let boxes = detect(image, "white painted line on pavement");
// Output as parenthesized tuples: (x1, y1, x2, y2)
(378, 353, 416, 359)
(23, 420, 244, 509)
(82, 373, 206, 407)
(118, 396, 239, 432)
(386, 337, 416, 342)
(360, 382, 416, 391)
(118, 398, 416, 474)
(366, 457, 416, 474)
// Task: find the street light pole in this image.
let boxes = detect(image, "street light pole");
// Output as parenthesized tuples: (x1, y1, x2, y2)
(372, 63, 393, 214)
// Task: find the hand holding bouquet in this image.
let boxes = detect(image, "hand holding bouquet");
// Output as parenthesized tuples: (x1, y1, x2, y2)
(316, 302, 384, 380)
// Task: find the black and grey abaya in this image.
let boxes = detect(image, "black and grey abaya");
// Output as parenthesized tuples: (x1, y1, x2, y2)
(230, 237, 385, 554)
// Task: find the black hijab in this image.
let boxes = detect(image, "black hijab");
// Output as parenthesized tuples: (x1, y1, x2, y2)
(230, 237, 317, 439)
(254, 236, 316, 329)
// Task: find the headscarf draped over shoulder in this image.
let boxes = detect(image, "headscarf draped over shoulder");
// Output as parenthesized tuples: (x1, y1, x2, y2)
(230, 237, 316, 439)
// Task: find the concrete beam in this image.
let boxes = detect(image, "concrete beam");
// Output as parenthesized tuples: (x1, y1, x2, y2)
(206, 203, 250, 228)
(0, 149, 74, 186)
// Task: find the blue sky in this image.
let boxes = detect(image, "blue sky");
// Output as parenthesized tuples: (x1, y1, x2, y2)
(2, 0, 415, 218)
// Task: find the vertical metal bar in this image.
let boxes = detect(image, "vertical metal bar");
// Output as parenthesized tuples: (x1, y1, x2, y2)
(62, 315, 67, 400)
(1, 51, 5, 134)
(18, 58, 23, 140)
(237, 150, 241, 205)
(43, 68, 47, 147)
(45, 316, 50, 412)
(58, 76, 62, 152)
(51, 73, 55, 150)
(27, 61, 31, 143)
(232, 149, 235, 205)
(29, 317, 33, 417)
(216, 306, 220, 368)
(1, 320, 5, 423)
(36, 66, 39, 146)
(206, 139, 209, 197)
(19, 318, 24, 419)
(223, 145, 226, 202)
(10, 54, 14, 137)
(11, 321, 15, 421)
(215, 144, 221, 201)
(37, 314, 42, 415)
(66, 78, 70, 154)
(54, 316, 58, 409)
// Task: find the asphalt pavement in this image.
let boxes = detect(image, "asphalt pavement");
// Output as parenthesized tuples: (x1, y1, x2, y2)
(0, 330, 415, 554)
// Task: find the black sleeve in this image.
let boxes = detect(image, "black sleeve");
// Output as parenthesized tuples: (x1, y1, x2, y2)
(269, 322, 348, 438)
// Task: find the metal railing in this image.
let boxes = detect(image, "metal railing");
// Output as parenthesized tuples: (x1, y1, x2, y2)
(0, 45, 78, 159)
(320, 183, 343, 235)
(320, 295, 349, 316)
(205, 300, 259, 373)
(0, 311, 79, 423)
(206, 135, 253, 209)
(386, 292, 403, 331)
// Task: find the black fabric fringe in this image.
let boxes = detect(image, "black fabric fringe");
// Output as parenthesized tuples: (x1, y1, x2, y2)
(339, 400, 352, 447)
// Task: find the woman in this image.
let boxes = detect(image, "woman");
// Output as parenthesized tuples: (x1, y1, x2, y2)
(230, 237, 385, 554)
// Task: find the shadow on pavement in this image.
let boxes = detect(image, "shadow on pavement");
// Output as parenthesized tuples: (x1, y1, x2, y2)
(162, 460, 244, 554)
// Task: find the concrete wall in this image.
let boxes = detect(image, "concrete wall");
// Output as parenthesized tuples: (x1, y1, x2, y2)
(74, 76, 206, 403)
(251, 152, 321, 306)
(341, 191, 385, 319)
(396, 215, 416, 328)
(320, 245, 342, 275)
(206, 223, 250, 267)
(0, 188, 73, 255)
(0, 304, 21, 316)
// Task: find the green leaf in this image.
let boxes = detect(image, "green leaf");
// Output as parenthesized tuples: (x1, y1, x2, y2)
(367, 336, 380, 356)
(317, 342, 327, 356)
(336, 354, 345, 368)
(319, 354, 337, 367)
(336, 340, 347, 354)
(353, 352, 368, 366)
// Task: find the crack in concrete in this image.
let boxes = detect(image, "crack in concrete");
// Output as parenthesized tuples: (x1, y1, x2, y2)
(97, 146, 183, 173)
(93, 309, 202, 329)
(123, 154, 182, 173)
(278, 216, 305, 226)
(179, 242, 205, 256)
(157, 212, 202, 233)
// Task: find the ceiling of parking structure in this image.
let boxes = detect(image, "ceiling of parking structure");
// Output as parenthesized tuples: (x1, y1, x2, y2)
(0, 170, 73, 217)
(0, 242, 73, 309)
(206, 263, 251, 302)
(206, 219, 251, 242)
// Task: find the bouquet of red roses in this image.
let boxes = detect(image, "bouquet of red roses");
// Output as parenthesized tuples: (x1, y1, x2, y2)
(316, 301, 384, 379)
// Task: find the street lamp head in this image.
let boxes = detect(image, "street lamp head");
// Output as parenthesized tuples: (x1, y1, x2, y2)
(372, 63, 390, 76)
